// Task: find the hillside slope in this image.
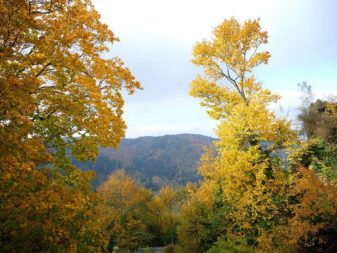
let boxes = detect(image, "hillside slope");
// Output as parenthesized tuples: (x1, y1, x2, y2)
(72, 134, 215, 189)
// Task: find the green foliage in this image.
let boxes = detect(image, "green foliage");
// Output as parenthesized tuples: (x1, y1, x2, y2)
(164, 244, 176, 253)
(143, 247, 152, 253)
(290, 139, 337, 182)
(298, 95, 337, 144)
(177, 196, 225, 253)
(98, 171, 185, 251)
(207, 237, 253, 253)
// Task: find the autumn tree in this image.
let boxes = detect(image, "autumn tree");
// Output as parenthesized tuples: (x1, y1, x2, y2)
(99, 172, 185, 250)
(257, 165, 337, 252)
(298, 82, 337, 144)
(1, 0, 140, 163)
(145, 185, 187, 248)
(181, 17, 337, 253)
(177, 180, 227, 253)
(180, 18, 297, 251)
(98, 170, 153, 251)
(0, 0, 140, 251)
(278, 127, 337, 252)
(157, 186, 180, 245)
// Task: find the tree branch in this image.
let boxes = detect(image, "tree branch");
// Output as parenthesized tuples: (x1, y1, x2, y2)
(35, 62, 52, 77)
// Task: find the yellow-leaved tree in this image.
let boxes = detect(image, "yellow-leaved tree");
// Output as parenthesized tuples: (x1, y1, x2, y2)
(156, 186, 179, 245)
(99, 171, 184, 250)
(179, 17, 337, 253)
(0, 0, 140, 251)
(98, 170, 153, 251)
(179, 18, 297, 252)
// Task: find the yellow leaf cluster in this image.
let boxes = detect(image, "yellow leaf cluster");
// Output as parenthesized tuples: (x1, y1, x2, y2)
(1, 0, 141, 251)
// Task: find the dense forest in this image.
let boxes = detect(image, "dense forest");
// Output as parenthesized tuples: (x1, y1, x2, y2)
(72, 134, 215, 189)
(1, 1, 337, 253)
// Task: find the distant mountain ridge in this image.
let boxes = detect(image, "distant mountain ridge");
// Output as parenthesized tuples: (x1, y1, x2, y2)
(72, 134, 216, 189)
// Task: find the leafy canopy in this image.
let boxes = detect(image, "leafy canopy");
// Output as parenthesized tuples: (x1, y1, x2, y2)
(0, 0, 141, 251)
(179, 18, 297, 252)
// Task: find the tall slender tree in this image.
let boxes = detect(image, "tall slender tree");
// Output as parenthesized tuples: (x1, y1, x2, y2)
(181, 18, 297, 251)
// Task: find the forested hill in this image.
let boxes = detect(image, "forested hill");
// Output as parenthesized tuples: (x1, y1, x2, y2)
(72, 134, 216, 189)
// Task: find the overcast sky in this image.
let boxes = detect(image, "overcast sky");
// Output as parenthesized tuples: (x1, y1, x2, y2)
(93, 0, 337, 138)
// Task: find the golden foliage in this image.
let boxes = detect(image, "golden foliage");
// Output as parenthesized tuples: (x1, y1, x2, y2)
(0, 167, 110, 252)
(1, 0, 140, 251)
(1, 0, 141, 163)
(180, 18, 301, 252)
(182, 17, 337, 253)
(257, 167, 337, 252)
(98, 170, 152, 250)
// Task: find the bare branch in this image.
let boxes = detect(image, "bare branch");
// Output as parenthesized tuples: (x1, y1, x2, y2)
(35, 62, 52, 77)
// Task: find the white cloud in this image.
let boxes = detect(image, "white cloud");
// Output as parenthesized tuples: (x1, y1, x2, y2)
(92, 0, 337, 138)
(123, 95, 217, 137)
(93, 0, 298, 44)
(125, 124, 216, 138)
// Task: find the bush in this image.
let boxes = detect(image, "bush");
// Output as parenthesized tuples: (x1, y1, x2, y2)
(165, 244, 175, 253)
(207, 237, 253, 253)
